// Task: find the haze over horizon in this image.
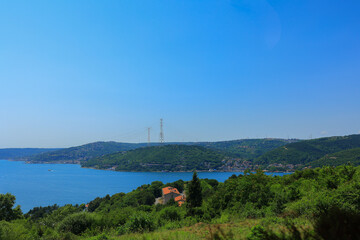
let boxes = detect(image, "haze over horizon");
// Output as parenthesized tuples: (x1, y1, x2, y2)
(1, 0, 360, 148)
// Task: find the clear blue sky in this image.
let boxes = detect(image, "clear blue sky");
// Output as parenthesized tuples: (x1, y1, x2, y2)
(1, 0, 360, 147)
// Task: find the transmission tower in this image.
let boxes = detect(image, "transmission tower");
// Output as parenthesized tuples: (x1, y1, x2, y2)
(159, 118, 164, 143)
(147, 127, 151, 145)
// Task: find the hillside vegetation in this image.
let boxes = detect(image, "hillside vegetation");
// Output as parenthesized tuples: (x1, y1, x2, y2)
(26, 142, 148, 163)
(194, 138, 297, 160)
(255, 134, 360, 166)
(2, 165, 360, 239)
(0, 148, 60, 160)
(23, 138, 297, 166)
(309, 147, 360, 167)
(15, 134, 360, 171)
(83, 145, 228, 171)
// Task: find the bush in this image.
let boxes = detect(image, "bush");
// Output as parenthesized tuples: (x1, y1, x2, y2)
(116, 225, 126, 235)
(0, 220, 34, 240)
(247, 225, 278, 240)
(159, 206, 182, 222)
(92, 233, 110, 240)
(57, 212, 95, 235)
(239, 202, 266, 218)
(125, 212, 155, 233)
(314, 206, 360, 240)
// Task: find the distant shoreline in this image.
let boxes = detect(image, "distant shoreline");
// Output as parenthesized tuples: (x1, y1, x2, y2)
(1, 159, 293, 174)
(81, 166, 294, 174)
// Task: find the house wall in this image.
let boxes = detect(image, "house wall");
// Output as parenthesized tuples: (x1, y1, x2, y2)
(163, 192, 180, 204)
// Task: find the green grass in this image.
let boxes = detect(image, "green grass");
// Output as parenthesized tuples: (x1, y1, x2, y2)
(85, 218, 314, 240)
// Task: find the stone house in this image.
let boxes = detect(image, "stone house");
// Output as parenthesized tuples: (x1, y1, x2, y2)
(162, 186, 181, 204)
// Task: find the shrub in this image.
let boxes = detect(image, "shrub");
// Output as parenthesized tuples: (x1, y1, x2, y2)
(314, 205, 360, 240)
(247, 225, 278, 240)
(125, 212, 155, 233)
(159, 206, 182, 222)
(57, 212, 95, 235)
(0, 221, 30, 240)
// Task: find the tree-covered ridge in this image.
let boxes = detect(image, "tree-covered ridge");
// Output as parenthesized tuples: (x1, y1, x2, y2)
(0, 148, 61, 160)
(82, 145, 229, 171)
(25, 142, 148, 163)
(255, 134, 360, 166)
(195, 138, 298, 159)
(16, 134, 360, 171)
(309, 147, 360, 168)
(2, 165, 360, 239)
(21, 138, 296, 165)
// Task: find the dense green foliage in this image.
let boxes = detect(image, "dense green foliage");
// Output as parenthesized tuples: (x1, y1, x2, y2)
(26, 142, 148, 163)
(24, 204, 59, 220)
(255, 134, 360, 166)
(0, 148, 60, 160)
(0, 193, 22, 221)
(83, 145, 228, 171)
(2, 165, 360, 239)
(310, 148, 360, 167)
(187, 171, 203, 210)
(22, 138, 296, 165)
(17, 134, 360, 171)
(195, 138, 298, 159)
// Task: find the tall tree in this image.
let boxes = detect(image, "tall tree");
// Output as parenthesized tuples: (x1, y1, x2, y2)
(187, 171, 202, 208)
(0, 193, 23, 221)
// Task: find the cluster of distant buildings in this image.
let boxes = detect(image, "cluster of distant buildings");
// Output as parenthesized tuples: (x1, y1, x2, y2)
(219, 159, 261, 171)
(219, 158, 302, 172)
(267, 163, 304, 171)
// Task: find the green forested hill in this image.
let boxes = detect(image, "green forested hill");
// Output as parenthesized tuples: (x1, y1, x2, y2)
(26, 142, 148, 163)
(255, 134, 360, 166)
(309, 147, 360, 167)
(195, 138, 298, 159)
(21, 135, 360, 170)
(0, 148, 61, 160)
(24, 138, 295, 165)
(82, 145, 228, 171)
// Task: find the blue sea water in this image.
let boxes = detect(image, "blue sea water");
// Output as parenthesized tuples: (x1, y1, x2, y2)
(0, 160, 289, 212)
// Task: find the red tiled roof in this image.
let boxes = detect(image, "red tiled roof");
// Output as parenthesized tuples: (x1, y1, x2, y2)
(175, 195, 186, 206)
(174, 195, 184, 202)
(162, 186, 180, 195)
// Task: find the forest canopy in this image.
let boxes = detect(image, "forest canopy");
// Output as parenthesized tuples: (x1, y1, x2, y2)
(1, 165, 360, 239)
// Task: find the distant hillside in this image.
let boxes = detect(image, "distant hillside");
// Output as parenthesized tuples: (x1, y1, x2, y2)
(17, 135, 360, 171)
(0, 148, 60, 160)
(82, 145, 228, 171)
(26, 142, 148, 163)
(25, 138, 296, 164)
(309, 148, 360, 168)
(194, 138, 298, 160)
(255, 134, 360, 166)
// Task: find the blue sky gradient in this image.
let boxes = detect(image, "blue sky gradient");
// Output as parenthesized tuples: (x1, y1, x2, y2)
(1, 0, 360, 147)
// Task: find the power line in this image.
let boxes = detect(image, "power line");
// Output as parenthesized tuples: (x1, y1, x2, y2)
(147, 127, 151, 145)
(159, 118, 164, 143)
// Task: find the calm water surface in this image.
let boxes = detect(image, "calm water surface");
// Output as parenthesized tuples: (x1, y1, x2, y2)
(0, 160, 289, 212)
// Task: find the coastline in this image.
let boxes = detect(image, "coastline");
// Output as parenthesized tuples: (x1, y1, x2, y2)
(1, 159, 294, 174)
(78, 165, 294, 174)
